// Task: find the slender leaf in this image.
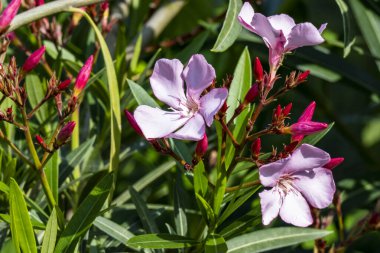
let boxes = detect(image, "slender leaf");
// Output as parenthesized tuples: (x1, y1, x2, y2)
(193, 161, 208, 197)
(131, 33, 143, 72)
(226, 227, 331, 253)
(205, 234, 228, 253)
(41, 208, 58, 253)
(45, 151, 59, 202)
(128, 234, 199, 249)
(9, 178, 37, 253)
(302, 122, 334, 145)
(335, 0, 355, 57)
(195, 193, 215, 227)
(54, 173, 113, 253)
(174, 182, 187, 236)
(211, 0, 242, 52)
(219, 210, 261, 239)
(128, 79, 160, 108)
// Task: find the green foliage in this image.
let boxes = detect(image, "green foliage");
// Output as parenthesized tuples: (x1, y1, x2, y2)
(128, 234, 200, 249)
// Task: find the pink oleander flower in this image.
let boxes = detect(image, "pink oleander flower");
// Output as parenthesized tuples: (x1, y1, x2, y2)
(56, 121, 76, 146)
(238, 2, 327, 67)
(195, 133, 208, 158)
(259, 144, 335, 227)
(22, 46, 46, 72)
(73, 55, 94, 96)
(134, 54, 228, 141)
(291, 101, 319, 143)
(0, 0, 21, 31)
(288, 121, 328, 135)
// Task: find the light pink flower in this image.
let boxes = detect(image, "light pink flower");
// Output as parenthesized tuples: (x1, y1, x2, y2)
(291, 101, 317, 143)
(238, 3, 327, 67)
(134, 54, 228, 141)
(259, 144, 335, 227)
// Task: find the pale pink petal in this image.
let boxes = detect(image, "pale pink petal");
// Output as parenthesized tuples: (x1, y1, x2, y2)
(134, 105, 188, 139)
(168, 113, 205, 141)
(259, 156, 290, 187)
(285, 22, 325, 51)
(182, 54, 215, 101)
(267, 14, 295, 37)
(259, 189, 282, 225)
(199, 88, 228, 127)
(150, 59, 186, 109)
(293, 168, 336, 209)
(284, 144, 330, 174)
(279, 190, 313, 227)
(238, 2, 283, 50)
(319, 23, 328, 33)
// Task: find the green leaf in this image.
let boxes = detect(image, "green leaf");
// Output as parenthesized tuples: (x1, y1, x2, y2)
(128, 79, 160, 108)
(128, 234, 199, 249)
(219, 210, 261, 239)
(129, 186, 160, 233)
(193, 161, 208, 197)
(41, 208, 58, 253)
(93, 217, 137, 249)
(211, 0, 242, 52)
(130, 33, 143, 73)
(45, 151, 59, 202)
(54, 173, 113, 253)
(195, 193, 216, 227)
(25, 74, 50, 127)
(302, 122, 335, 146)
(226, 227, 332, 253)
(205, 234, 228, 253)
(9, 178, 37, 253)
(334, 0, 355, 57)
(174, 182, 187, 236)
(349, 0, 380, 71)
(226, 47, 252, 122)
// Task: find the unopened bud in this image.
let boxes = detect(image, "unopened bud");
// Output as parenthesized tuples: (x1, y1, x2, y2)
(274, 105, 281, 118)
(220, 101, 228, 114)
(100, 2, 109, 11)
(251, 138, 261, 159)
(73, 55, 94, 96)
(57, 79, 71, 90)
(298, 101, 316, 122)
(35, 0, 44, 6)
(324, 157, 344, 170)
(195, 133, 208, 158)
(298, 70, 310, 83)
(0, 0, 21, 31)
(289, 121, 328, 135)
(35, 134, 45, 146)
(55, 93, 62, 117)
(282, 103, 292, 116)
(22, 46, 46, 72)
(56, 121, 75, 146)
(254, 57, 263, 81)
(244, 83, 259, 104)
(124, 109, 144, 137)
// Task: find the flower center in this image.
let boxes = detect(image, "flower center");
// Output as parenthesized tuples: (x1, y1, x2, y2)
(179, 96, 199, 118)
(277, 174, 296, 194)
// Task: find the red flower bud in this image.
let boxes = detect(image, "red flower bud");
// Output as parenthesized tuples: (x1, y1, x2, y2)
(35, 134, 45, 146)
(22, 46, 46, 72)
(274, 105, 281, 118)
(282, 103, 292, 117)
(298, 70, 310, 82)
(298, 101, 316, 122)
(100, 2, 109, 11)
(244, 83, 259, 104)
(254, 57, 263, 81)
(35, 0, 44, 6)
(220, 101, 228, 113)
(324, 157, 344, 170)
(289, 121, 328, 135)
(195, 133, 208, 158)
(58, 79, 71, 90)
(0, 0, 21, 30)
(74, 55, 94, 96)
(251, 138, 261, 159)
(124, 109, 144, 137)
(56, 121, 76, 146)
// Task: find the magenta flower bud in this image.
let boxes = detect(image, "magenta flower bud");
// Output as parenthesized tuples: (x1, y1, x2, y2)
(56, 121, 76, 145)
(298, 101, 316, 122)
(0, 0, 21, 31)
(220, 101, 228, 113)
(274, 105, 282, 118)
(244, 83, 259, 104)
(195, 133, 208, 157)
(58, 79, 71, 90)
(282, 103, 292, 117)
(35, 0, 44, 6)
(124, 109, 144, 137)
(251, 138, 261, 159)
(298, 70, 310, 82)
(324, 157, 344, 170)
(35, 134, 45, 146)
(74, 55, 94, 96)
(289, 121, 328, 135)
(22, 46, 46, 72)
(254, 57, 263, 81)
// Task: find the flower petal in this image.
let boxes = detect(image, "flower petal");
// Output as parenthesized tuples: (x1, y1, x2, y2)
(284, 144, 330, 174)
(199, 88, 228, 126)
(238, 2, 283, 50)
(293, 168, 336, 209)
(134, 105, 188, 139)
(285, 22, 325, 51)
(279, 190, 313, 227)
(267, 14, 295, 37)
(168, 113, 205, 141)
(182, 54, 215, 100)
(259, 189, 282, 225)
(259, 156, 290, 187)
(150, 58, 186, 109)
